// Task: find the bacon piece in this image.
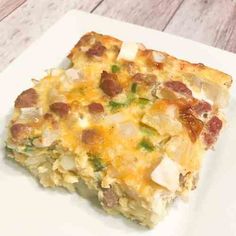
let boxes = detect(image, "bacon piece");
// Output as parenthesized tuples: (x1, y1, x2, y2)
(86, 42, 106, 57)
(192, 100, 212, 115)
(10, 123, 30, 140)
(88, 103, 104, 114)
(102, 188, 119, 208)
(207, 116, 222, 135)
(132, 73, 157, 86)
(179, 108, 204, 143)
(100, 71, 123, 97)
(15, 88, 38, 108)
(50, 102, 70, 117)
(203, 116, 223, 148)
(81, 129, 103, 145)
(203, 133, 215, 148)
(164, 81, 192, 96)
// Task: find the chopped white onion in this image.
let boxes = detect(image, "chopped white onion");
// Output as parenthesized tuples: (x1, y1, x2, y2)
(118, 122, 139, 138)
(80, 46, 89, 52)
(65, 68, 81, 80)
(60, 69, 82, 92)
(117, 42, 139, 61)
(142, 110, 182, 136)
(60, 156, 76, 171)
(19, 107, 42, 120)
(104, 112, 127, 125)
(151, 155, 182, 192)
(60, 57, 72, 69)
(41, 129, 59, 147)
(189, 76, 229, 108)
(202, 82, 229, 108)
(152, 51, 166, 63)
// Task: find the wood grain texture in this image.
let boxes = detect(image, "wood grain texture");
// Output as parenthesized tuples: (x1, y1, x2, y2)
(94, 0, 184, 30)
(1, 0, 236, 72)
(0, 0, 26, 21)
(165, 0, 236, 53)
(0, 0, 101, 71)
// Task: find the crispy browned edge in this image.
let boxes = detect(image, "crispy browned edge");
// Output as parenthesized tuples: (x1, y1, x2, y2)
(67, 31, 233, 90)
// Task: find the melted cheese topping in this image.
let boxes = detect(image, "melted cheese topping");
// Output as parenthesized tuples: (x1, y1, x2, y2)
(10, 32, 230, 198)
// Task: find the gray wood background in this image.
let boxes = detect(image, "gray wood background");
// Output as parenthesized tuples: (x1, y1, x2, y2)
(0, 0, 236, 72)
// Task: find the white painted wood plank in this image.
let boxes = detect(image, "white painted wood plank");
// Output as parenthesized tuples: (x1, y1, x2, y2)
(94, 0, 184, 30)
(0, 0, 26, 21)
(0, 0, 101, 72)
(164, 0, 236, 53)
(1, 0, 236, 72)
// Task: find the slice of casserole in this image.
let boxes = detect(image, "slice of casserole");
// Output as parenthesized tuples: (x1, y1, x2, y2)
(5, 32, 232, 227)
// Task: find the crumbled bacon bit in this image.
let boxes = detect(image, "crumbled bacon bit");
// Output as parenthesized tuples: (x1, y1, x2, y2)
(88, 103, 104, 114)
(50, 102, 70, 117)
(10, 123, 30, 140)
(100, 71, 123, 97)
(165, 81, 192, 96)
(86, 42, 106, 57)
(15, 88, 38, 108)
(192, 100, 212, 115)
(207, 116, 222, 135)
(203, 116, 222, 148)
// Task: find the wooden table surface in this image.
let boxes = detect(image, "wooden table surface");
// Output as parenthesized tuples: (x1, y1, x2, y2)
(0, 0, 236, 72)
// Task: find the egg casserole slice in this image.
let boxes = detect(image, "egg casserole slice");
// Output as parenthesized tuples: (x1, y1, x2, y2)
(5, 32, 232, 227)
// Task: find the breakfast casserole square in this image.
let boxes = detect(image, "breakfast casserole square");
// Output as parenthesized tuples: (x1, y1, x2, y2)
(6, 32, 232, 227)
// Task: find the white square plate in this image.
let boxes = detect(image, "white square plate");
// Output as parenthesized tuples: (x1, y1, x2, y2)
(0, 10, 236, 236)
